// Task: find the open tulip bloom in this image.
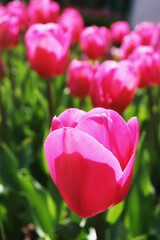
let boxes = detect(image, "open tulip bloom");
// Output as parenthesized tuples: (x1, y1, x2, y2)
(44, 108, 140, 218)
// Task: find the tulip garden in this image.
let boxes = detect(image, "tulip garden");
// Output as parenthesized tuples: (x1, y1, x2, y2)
(0, 0, 160, 239)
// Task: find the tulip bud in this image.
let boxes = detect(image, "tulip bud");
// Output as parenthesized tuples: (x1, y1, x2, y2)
(90, 60, 139, 113)
(7, 0, 28, 31)
(44, 107, 140, 218)
(24, 23, 71, 78)
(129, 45, 160, 88)
(135, 21, 158, 46)
(110, 21, 130, 45)
(0, 12, 20, 49)
(58, 8, 84, 44)
(120, 32, 142, 59)
(67, 59, 95, 98)
(28, 0, 60, 24)
(79, 25, 112, 59)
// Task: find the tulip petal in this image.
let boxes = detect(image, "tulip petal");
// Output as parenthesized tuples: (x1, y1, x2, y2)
(58, 108, 86, 127)
(113, 117, 140, 205)
(44, 127, 122, 218)
(77, 108, 134, 171)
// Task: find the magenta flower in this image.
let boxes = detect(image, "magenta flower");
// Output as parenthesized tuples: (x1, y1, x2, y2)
(129, 45, 160, 88)
(44, 107, 140, 218)
(120, 32, 142, 59)
(135, 21, 158, 46)
(58, 7, 84, 44)
(67, 59, 96, 98)
(0, 10, 20, 49)
(90, 60, 139, 114)
(7, 0, 28, 31)
(151, 23, 160, 52)
(28, 0, 60, 24)
(79, 25, 112, 59)
(24, 23, 71, 78)
(110, 21, 130, 44)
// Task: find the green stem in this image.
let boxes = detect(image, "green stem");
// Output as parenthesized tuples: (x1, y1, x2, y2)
(94, 213, 105, 240)
(7, 50, 16, 105)
(147, 87, 155, 175)
(0, 204, 6, 240)
(0, 83, 8, 143)
(46, 78, 54, 122)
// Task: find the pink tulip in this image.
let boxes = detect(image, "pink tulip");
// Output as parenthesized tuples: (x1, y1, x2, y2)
(44, 107, 140, 218)
(110, 21, 130, 44)
(135, 21, 158, 46)
(0, 11, 20, 49)
(129, 46, 160, 88)
(67, 59, 96, 98)
(58, 7, 84, 44)
(0, 5, 6, 16)
(28, 0, 60, 24)
(120, 32, 142, 59)
(151, 23, 160, 52)
(7, 0, 28, 31)
(24, 23, 71, 78)
(79, 25, 112, 59)
(90, 60, 139, 113)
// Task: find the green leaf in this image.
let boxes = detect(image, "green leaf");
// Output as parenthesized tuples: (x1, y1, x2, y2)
(124, 185, 141, 238)
(19, 170, 56, 239)
(53, 222, 81, 239)
(106, 201, 124, 224)
(0, 143, 20, 190)
(16, 138, 33, 168)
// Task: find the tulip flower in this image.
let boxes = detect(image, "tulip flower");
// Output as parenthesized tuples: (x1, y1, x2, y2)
(110, 21, 130, 45)
(0, 4, 6, 16)
(7, 0, 28, 31)
(67, 59, 96, 98)
(135, 21, 158, 46)
(44, 107, 140, 218)
(151, 23, 160, 52)
(129, 46, 160, 88)
(120, 32, 142, 59)
(58, 7, 84, 44)
(79, 25, 112, 59)
(90, 60, 139, 114)
(24, 23, 71, 78)
(28, 0, 60, 24)
(0, 11, 20, 49)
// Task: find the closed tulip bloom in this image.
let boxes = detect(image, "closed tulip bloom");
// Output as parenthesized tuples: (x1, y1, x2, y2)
(28, 0, 60, 24)
(135, 21, 158, 46)
(120, 32, 142, 59)
(0, 5, 6, 16)
(0, 12, 20, 49)
(90, 60, 139, 113)
(24, 23, 71, 78)
(67, 59, 95, 98)
(44, 107, 140, 218)
(7, 0, 28, 31)
(111, 21, 130, 44)
(151, 23, 160, 52)
(58, 8, 84, 44)
(129, 46, 160, 88)
(79, 25, 112, 59)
